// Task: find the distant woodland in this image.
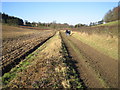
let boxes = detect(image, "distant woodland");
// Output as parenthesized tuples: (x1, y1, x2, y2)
(0, 13, 24, 25)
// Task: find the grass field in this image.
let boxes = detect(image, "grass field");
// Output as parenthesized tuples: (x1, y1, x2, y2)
(96, 20, 119, 26)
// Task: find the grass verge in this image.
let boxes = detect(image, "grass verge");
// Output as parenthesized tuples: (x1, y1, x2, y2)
(1, 52, 37, 87)
(72, 32, 118, 60)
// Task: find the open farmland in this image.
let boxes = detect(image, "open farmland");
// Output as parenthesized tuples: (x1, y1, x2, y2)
(1, 25, 55, 74)
(2, 31, 84, 88)
(1, 21, 118, 89)
(1, 2, 119, 89)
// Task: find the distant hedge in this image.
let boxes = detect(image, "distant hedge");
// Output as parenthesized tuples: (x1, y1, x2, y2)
(0, 13, 23, 25)
(72, 23, 118, 37)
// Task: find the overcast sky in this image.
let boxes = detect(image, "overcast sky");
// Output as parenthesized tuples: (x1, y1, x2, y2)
(2, 2, 118, 25)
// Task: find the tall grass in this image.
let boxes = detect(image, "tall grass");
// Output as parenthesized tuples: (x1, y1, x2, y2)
(71, 21, 118, 60)
(72, 32, 118, 60)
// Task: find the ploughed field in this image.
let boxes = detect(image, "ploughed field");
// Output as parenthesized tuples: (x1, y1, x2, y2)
(2, 29, 84, 88)
(1, 25, 55, 74)
(1, 25, 118, 88)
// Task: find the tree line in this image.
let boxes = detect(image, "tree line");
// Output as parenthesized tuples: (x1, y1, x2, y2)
(0, 13, 24, 26)
(103, 6, 120, 23)
(83, 6, 119, 26)
(74, 6, 120, 27)
(24, 20, 72, 29)
(0, 13, 72, 29)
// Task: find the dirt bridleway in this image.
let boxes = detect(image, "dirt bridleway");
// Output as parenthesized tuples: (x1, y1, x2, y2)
(60, 31, 118, 88)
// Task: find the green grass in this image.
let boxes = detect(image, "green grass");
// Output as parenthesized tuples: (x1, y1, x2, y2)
(1, 46, 41, 86)
(1, 60, 31, 86)
(96, 20, 119, 26)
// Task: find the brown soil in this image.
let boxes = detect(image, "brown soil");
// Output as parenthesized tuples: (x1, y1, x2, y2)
(7, 32, 67, 88)
(2, 27, 118, 88)
(1, 25, 55, 74)
(60, 32, 118, 88)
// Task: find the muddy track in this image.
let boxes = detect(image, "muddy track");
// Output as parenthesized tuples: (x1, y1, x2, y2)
(60, 32, 118, 88)
(6, 31, 84, 88)
(1, 34, 55, 76)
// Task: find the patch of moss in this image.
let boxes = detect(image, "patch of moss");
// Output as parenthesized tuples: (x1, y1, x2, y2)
(2, 60, 30, 86)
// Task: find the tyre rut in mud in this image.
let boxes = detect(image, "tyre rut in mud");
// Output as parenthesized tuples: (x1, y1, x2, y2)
(60, 31, 118, 88)
(60, 32, 86, 88)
